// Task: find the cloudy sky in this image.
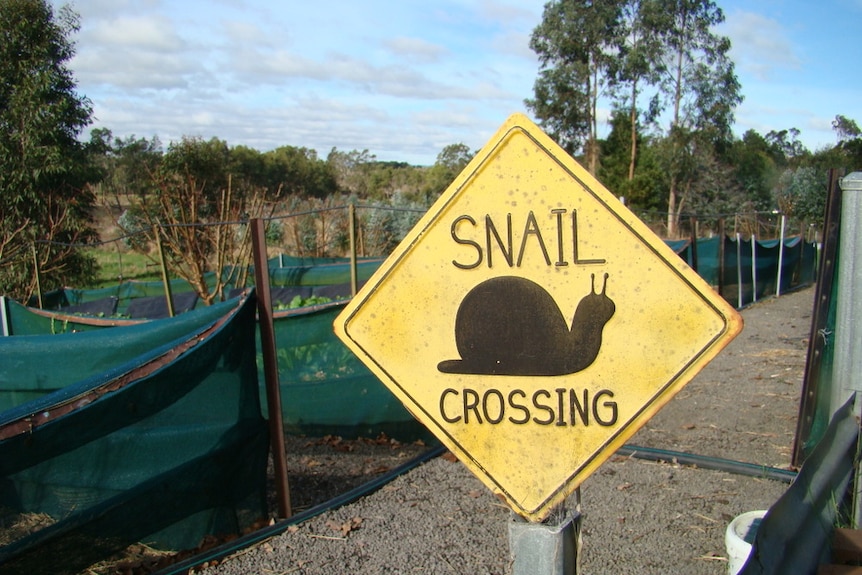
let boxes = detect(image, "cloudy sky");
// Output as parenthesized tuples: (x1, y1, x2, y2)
(57, 0, 862, 166)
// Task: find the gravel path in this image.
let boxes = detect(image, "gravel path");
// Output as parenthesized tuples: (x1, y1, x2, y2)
(199, 287, 814, 575)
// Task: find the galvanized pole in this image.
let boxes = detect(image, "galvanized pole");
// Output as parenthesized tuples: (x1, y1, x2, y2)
(831, 172, 862, 527)
(509, 504, 580, 575)
(831, 172, 862, 414)
(736, 233, 743, 308)
(776, 214, 786, 296)
(751, 234, 758, 304)
(0, 296, 9, 336)
(251, 218, 293, 519)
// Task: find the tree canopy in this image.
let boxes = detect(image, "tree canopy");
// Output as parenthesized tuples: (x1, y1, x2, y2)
(522, 0, 862, 238)
(0, 0, 98, 299)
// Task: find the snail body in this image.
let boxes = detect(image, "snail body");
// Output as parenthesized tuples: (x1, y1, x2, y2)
(437, 274, 615, 376)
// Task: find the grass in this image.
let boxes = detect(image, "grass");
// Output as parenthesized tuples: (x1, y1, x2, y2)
(85, 246, 163, 288)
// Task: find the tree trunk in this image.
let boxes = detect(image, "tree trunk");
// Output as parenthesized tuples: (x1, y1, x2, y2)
(628, 80, 638, 181)
(667, 174, 678, 238)
(666, 27, 686, 240)
(584, 64, 597, 176)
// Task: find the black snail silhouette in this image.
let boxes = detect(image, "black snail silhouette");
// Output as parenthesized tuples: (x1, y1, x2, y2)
(437, 273, 615, 376)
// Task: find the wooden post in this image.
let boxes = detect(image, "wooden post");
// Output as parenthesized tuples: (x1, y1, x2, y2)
(688, 216, 699, 273)
(717, 218, 726, 298)
(154, 225, 175, 318)
(349, 203, 358, 296)
(251, 218, 292, 519)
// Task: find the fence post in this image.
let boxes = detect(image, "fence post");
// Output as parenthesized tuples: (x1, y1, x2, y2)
(349, 203, 358, 296)
(792, 169, 844, 466)
(717, 218, 725, 297)
(736, 233, 743, 308)
(689, 216, 698, 273)
(776, 214, 786, 296)
(251, 218, 292, 519)
(153, 224, 175, 318)
(31, 243, 44, 309)
(751, 234, 758, 304)
(1, 297, 9, 336)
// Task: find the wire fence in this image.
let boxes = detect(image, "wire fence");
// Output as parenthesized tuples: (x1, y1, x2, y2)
(5, 203, 822, 307)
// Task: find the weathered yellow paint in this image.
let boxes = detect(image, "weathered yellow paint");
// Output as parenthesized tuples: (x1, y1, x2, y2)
(333, 113, 743, 522)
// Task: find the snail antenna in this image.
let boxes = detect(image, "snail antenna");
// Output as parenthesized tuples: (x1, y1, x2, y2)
(601, 273, 610, 295)
(589, 273, 596, 294)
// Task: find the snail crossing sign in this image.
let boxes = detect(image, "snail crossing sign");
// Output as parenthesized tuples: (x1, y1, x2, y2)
(334, 113, 743, 521)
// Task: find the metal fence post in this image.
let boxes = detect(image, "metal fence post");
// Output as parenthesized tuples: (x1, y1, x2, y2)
(751, 234, 758, 304)
(831, 172, 862, 527)
(251, 218, 292, 519)
(776, 214, 786, 296)
(831, 172, 862, 416)
(736, 233, 743, 308)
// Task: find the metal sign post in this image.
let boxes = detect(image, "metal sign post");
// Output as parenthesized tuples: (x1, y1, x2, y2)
(509, 501, 580, 575)
(334, 114, 742, 566)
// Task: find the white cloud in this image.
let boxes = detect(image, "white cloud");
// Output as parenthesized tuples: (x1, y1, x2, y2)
(85, 15, 186, 52)
(62, 0, 853, 165)
(723, 10, 801, 81)
(73, 48, 205, 91)
(383, 37, 448, 64)
(476, 0, 542, 27)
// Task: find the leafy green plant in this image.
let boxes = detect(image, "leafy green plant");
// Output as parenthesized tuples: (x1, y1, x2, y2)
(274, 294, 333, 311)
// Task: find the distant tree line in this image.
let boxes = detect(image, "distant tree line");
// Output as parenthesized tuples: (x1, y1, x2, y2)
(90, 133, 473, 304)
(1, 0, 860, 302)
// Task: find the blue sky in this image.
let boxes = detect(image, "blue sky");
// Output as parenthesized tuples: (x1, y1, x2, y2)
(58, 0, 861, 166)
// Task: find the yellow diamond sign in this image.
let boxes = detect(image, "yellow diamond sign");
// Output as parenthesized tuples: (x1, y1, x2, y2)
(334, 113, 743, 521)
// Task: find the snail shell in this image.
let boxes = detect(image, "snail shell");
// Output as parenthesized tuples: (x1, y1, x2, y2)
(437, 274, 615, 376)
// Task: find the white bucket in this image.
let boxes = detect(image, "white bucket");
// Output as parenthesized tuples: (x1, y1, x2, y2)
(725, 510, 766, 575)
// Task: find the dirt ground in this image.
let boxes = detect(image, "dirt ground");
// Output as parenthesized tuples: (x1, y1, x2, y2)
(82, 286, 815, 574)
(191, 286, 815, 575)
(631, 285, 812, 469)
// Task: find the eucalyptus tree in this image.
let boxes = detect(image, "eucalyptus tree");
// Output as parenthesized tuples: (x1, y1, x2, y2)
(773, 167, 826, 225)
(599, 109, 666, 211)
(831, 115, 862, 169)
(264, 145, 335, 199)
(652, 0, 742, 237)
(526, 0, 625, 175)
(612, 0, 667, 181)
(764, 128, 808, 166)
(725, 129, 780, 211)
(833, 114, 861, 142)
(0, 0, 99, 299)
(420, 143, 475, 202)
(93, 132, 163, 202)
